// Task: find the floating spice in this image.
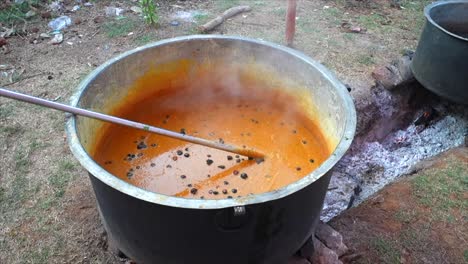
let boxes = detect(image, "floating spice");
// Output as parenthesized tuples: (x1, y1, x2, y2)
(240, 173, 248, 179)
(184, 153, 190, 158)
(233, 170, 239, 175)
(309, 159, 315, 163)
(302, 140, 307, 145)
(218, 165, 226, 169)
(180, 175, 187, 179)
(222, 189, 228, 194)
(172, 156, 178, 161)
(227, 155, 233, 160)
(180, 128, 186, 135)
(206, 159, 213, 166)
(150, 163, 156, 167)
(190, 188, 198, 195)
(232, 188, 238, 193)
(137, 142, 147, 150)
(224, 181, 229, 185)
(296, 167, 301, 171)
(151, 143, 157, 147)
(176, 150, 183, 155)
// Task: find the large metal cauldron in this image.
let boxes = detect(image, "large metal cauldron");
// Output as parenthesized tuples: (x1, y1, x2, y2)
(411, 0, 468, 104)
(66, 36, 356, 264)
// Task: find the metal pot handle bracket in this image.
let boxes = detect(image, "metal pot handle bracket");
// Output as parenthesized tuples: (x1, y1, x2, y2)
(215, 206, 249, 231)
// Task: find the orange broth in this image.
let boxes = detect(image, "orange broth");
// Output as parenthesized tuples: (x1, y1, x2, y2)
(91, 64, 331, 199)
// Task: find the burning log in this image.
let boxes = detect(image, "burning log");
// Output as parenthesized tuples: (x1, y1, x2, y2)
(199, 5, 251, 33)
(414, 107, 437, 127)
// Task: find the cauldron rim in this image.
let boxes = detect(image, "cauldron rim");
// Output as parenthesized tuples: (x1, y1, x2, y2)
(66, 35, 356, 209)
(423, 0, 468, 42)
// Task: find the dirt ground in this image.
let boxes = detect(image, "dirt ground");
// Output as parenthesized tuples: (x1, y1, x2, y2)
(331, 147, 468, 264)
(0, 0, 437, 263)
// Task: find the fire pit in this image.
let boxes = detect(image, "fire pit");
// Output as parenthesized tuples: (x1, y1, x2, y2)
(66, 35, 356, 264)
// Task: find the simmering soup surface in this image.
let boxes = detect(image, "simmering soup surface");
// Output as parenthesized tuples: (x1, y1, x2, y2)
(92, 63, 330, 199)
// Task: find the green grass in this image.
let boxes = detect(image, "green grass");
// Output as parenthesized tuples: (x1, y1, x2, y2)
(0, 2, 30, 26)
(357, 54, 375, 66)
(25, 247, 51, 264)
(399, 227, 430, 251)
(0, 187, 5, 204)
(48, 160, 76, 198)
(323, 7, 343, 25)
(464, 249, 468, 263)
(194, 12, 210, 24)
(411, 163, 467, 221)
(357, 13, 389, 30)
(297, 20, 321, 34)
(0, 104, 14, 119)
(370, 237, 401, 264)
(271, 7, 286, 16)
(216, 0, 241, 11)
(0, 124, 23, 137)
(394, 209, 417, 223)
(343, 33, 356, 41)
(253, 1, 266, 7)
(104, 17, 137, 38)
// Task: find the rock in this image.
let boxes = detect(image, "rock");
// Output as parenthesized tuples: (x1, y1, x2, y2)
(93, 16, 105, 23)
(25, 10, 36, 18)
(349, 26, 366, 33)
(315, 221, 348, 257)
(341, 22, 366, 34)
(84, 2, 93, 7)
(71, 5, 80, 12)
(310, 237, 343, 264)
(371, 65, 399, 89)
(74, 18, 82, 25)
(288, 256, 311, 264)
(41, 11, 52, 19)
(170, 20, 180, 26)
(130, 6, 142, 14)
(339, 253, 362, 263)
(40, 33, 51, 39)
(48, 16, 72, 31)
(371, 53, 415, 90)
(49, 1, 64, 12)
(105, 6, 125, 17)
(0, 37, 7, 47)
(49, 33, 63, 45)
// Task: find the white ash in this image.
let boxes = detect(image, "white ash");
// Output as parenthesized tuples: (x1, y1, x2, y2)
(321, 104, 468, 222)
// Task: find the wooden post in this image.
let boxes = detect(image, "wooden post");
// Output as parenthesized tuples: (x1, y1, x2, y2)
(285, 0, 297, 47)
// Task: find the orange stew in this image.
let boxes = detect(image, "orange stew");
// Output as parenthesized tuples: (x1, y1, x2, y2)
(92, 68, 330, 199)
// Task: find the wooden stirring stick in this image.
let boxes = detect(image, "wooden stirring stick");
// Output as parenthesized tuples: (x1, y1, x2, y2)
(0, 88, 264, 159)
